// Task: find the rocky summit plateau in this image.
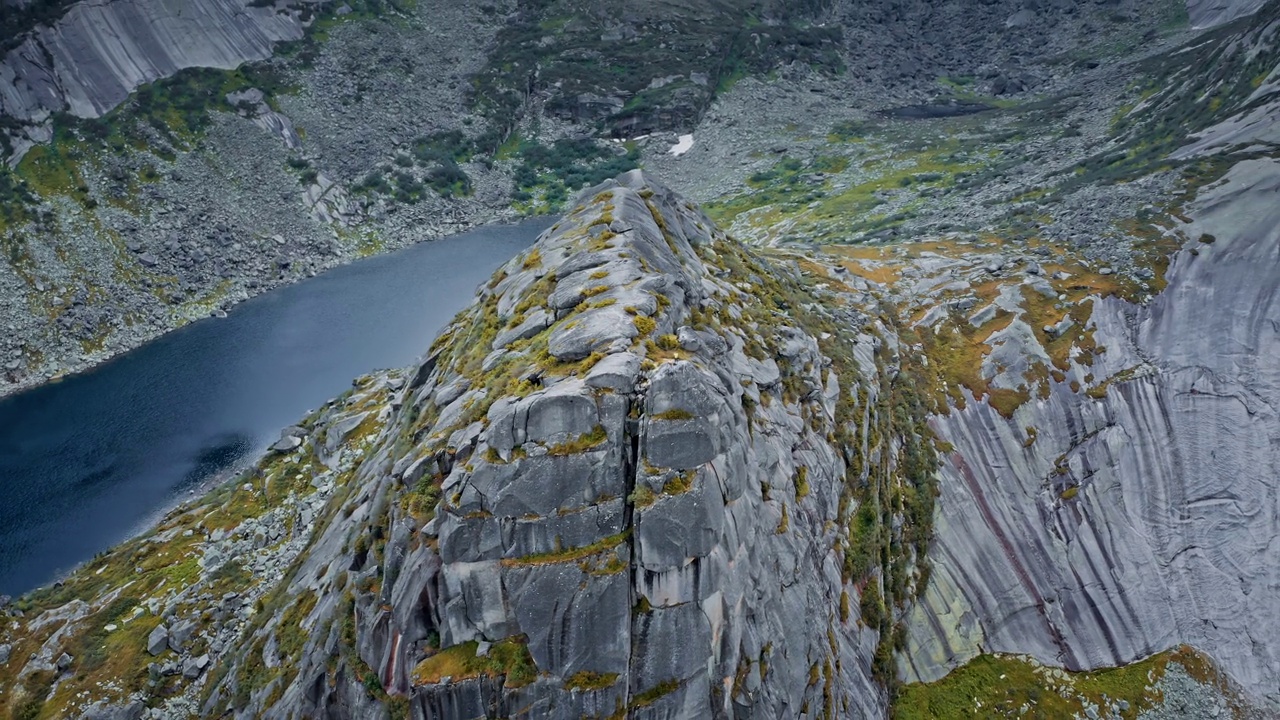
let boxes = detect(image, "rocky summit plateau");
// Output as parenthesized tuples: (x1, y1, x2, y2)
(1, 0, 1280, 718)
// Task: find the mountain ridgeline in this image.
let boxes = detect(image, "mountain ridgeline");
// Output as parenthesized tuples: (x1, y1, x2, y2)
(1, 166, 1277, 719)
(2, 0, 1280, 717)
(0, 171, 936, 719)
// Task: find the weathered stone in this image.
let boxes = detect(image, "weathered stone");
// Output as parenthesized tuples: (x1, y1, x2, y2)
(181, 654, 209, 679)
(523, 380, 598, 445)
(167, 619, 197, 653)
(492, 308, 551, 349)
(635, 474, 724, 571)
(546, 305, 638, 361)
(147, 624, 169, 656)
(505, 563, 631, 678)
(272, 435, 302, 452)
(584, 352, 641, 392)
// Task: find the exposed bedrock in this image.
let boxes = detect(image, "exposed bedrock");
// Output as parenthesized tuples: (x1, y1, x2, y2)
(1, 0, 306, 129)
(902, 158, 1280, 709)
(391, 172, 886, 717)
(190, 171, 894, 719)
(1186, 0, 1270, 27)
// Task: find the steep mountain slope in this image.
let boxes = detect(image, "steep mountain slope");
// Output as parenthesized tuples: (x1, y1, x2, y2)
(1, 0, 1280, 718)
(0, 0, 1205, 397)
(0, 171, 931, 719)
(0, 0, 307, 135)
(897, 156, 1280, 701)
(0, 168, 1272, 719)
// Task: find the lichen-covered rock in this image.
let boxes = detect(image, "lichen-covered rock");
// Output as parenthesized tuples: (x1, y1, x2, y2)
(131, 171, 902, 720)
(1, 0, 306, 128)
(899, 157, 1280, 712)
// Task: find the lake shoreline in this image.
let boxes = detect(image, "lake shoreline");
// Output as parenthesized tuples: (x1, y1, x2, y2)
(0, 218, 550, 596)
(0, 212, 554, 403)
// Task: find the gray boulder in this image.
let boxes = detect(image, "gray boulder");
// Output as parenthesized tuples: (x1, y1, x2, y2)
(147, 624, 169, 656)
(182, 654, 210, 680)
(272, 435, 302, 453)
(167, 619, 197, 653)
(546, 305, 638, 361)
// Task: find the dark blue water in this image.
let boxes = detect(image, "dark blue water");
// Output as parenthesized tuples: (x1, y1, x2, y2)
(0, 219, 549, 596)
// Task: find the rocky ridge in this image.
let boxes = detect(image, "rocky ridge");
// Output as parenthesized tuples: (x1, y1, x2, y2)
(0, 160, 1272, 718)
(1, 0, 312, 158)
(0, 171, 937, 719)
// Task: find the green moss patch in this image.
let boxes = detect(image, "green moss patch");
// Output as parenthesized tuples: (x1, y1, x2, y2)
(893, 646, 1237, 720)
(412, 637, 538, 688)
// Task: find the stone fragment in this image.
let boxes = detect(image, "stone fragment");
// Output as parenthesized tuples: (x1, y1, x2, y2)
(147, 624, 170, 655)
(181, 654, 209, 679)
(168, 620, 197, 653)
(272, 435, 302, 452)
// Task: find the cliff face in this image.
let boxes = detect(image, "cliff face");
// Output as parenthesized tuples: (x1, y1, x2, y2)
(0, 171, 936, 719)
(1, 0, 305, 127)
(888, 7, 1280, 709)
(900, 154, 1280, 709)
(325, 169, 892, 719)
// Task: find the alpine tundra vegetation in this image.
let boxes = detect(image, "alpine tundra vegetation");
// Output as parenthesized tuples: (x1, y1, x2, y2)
(0, 0, 1279, 718)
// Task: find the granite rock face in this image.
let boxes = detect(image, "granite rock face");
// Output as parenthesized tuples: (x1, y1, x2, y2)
(177, 170, 902, 719)
(1, 0, 306, 129)
(1186, 0, 1268, 26)
(900, 157, 1280, 712)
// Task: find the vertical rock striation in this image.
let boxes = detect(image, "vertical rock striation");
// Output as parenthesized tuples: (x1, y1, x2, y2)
(1186, 0, 1269, 27)
(2, 0, 307, 156)
(191, 171, 909, 719)
(902, 157, 1280, 711)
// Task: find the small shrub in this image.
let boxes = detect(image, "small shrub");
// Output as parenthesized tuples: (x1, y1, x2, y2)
(655, 334, 680, 351)
(629, 485, 656, 507)
(795, 465, 810, 498)
(521, 249, 542, 270)
(547, 426, 607, 456)
(633, 315, 656, 335)
(564, 670, 620, 691)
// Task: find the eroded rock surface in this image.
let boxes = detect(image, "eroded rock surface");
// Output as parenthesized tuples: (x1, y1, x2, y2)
(0, 172, 937, 718)
(899, 158, 1280, 710)
(1, 0, 306, 129)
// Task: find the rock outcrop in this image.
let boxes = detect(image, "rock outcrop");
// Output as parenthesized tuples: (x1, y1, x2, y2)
(1187, 0, 1269, 27)
(219, 170, 907, 719)
(1, 0, 306, 128)
(1, 171, 940, 718)
(900, 155, 1280, 710)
